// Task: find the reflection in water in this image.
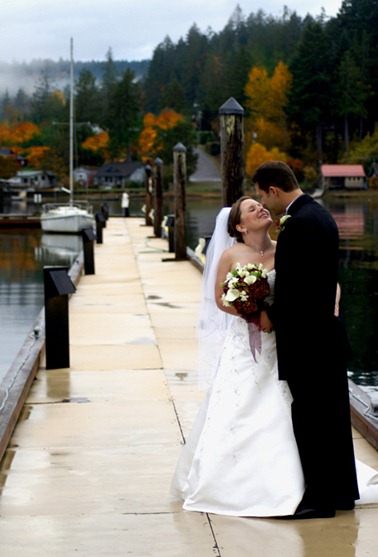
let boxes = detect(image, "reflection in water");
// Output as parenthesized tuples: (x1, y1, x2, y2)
(37, 234, 82, 265)
(0, 229, 81, 382)
(331, 206, 365, 240)
(326, 199, 378, 385)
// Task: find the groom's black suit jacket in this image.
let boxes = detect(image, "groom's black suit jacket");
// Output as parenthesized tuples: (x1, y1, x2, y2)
(267, 193, 340, 382)
(267, 193, 359, 507)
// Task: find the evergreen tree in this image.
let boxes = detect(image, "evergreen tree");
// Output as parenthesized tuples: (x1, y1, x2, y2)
(13, 89, 31, 121)
(75, 69, 100, 127)
(99, 48, 119, 131)
(336, 50, 369, 154)
(287, 17, 333, 161)
(331, 0, 378, 135)
(143, 37, 177, 113)
(107, 69, 141, 160)
(30, 69, 66, 125)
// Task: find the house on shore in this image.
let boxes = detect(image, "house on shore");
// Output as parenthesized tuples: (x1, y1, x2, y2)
(320, 164, 366, 191)
(94, 161, 145, 189)
(0, 147, 26, 167)
(73, 167, 97, 187)
(7, 169, 57, 191)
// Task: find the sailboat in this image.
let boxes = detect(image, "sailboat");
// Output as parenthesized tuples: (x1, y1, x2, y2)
(41, 38, 95, 234)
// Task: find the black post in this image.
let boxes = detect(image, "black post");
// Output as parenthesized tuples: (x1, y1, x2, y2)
(95, 212, 105, 244)
(145, 164, 153, 226)
(219, 97, 245, 206)
(101, 202, 109, 226)
(173, 142, 187, 260)
(82, 228, 96, 275)
(166, 215, 175, 252)
(44, 266, 76, 369)
(153, 157, 163, 238)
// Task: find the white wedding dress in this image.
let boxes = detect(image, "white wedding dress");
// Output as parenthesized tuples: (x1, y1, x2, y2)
(171, 271, 306, 517)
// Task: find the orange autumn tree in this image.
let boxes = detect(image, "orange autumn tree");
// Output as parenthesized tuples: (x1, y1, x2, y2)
(0, 122, 40, 149)
(82, 131, 110, 160)
(138, 109, 184, 160)
(245, 143, 287, 178)
(25, 146, 51, 168)
(244, 61, 292, 161)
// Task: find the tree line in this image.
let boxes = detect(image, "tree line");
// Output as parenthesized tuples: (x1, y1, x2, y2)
(0, 0, 378, 185)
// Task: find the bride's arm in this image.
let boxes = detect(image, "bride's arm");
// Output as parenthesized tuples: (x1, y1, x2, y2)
(214, 250, 239, 316)
(334, 283, 341, 317)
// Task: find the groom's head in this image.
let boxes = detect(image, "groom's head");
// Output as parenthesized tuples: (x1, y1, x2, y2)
(252, 161, 302, 215)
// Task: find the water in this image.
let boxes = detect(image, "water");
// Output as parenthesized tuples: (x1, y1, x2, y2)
(1, 191, 377, 386)
(0, 227, 82, 381)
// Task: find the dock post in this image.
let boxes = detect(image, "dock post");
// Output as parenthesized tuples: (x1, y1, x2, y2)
(166, 215, 175, 252)
(173, 143, 187, 260)
(95, 212, 105, 244)
(101, 203, 109, 226)
(82, 228, 96, 275)
(44, 267, 76, 369)
(219, 97, 245, 206)
(153, 157, 163, 238)
(145, 164, 153, 226)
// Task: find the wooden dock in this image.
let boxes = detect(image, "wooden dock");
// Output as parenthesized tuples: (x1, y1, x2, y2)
(0, 217, 377, 556)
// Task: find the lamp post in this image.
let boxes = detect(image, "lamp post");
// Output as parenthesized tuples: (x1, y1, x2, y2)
(219, 97, 245, 206)
(173, 143, 187, 260)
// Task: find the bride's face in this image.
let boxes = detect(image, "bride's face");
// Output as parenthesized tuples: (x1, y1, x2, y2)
(238, 199, 272, 231)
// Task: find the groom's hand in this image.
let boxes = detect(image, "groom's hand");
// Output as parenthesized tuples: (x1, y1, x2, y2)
(260, 310, 273, 333)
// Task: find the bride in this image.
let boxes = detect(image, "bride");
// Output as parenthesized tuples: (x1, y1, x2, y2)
(170, 197, 305, 516)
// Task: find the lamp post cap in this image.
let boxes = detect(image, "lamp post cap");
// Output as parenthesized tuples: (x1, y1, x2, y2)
(173, 142, 187, 153)
(219, 97, 244, 115)
(154, 157, 163, 165)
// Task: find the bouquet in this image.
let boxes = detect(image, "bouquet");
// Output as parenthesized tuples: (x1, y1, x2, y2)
(221, 262, 271, 361)
(221, 262, 270, 320)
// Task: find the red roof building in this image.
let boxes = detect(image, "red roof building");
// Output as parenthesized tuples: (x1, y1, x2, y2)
(320, 164, 366, 190)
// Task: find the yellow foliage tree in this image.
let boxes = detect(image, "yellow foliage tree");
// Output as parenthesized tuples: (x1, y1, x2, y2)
(24, 146, 51, 168)
(245, 142, 287, 178)
(82, 131, 110, 159)
(0, 122, 40, 146)
(244, 66, 271, 121)
(244, 61, 292, 158)
(138, 109, 184, 160)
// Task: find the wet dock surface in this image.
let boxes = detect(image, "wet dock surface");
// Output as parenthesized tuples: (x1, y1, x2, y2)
(0, 217, 377, 556)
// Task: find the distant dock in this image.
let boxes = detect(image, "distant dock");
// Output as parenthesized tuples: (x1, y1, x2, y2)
(0, 214, 41, 228)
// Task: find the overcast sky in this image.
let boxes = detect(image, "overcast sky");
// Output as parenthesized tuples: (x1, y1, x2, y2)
(0, 0, 342, 64)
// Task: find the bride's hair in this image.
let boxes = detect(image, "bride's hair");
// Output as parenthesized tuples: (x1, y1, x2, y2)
(228, 196, 253, 242)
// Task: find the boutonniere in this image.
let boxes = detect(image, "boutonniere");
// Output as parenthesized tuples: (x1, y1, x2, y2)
(276, 214, 291, 233)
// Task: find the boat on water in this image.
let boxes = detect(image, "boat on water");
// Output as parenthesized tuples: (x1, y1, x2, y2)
(41, 38, 95, 235)
(41, 202, 94, 233)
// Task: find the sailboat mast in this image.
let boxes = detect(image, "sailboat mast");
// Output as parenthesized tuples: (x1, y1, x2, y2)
(69, 38, 74, 206)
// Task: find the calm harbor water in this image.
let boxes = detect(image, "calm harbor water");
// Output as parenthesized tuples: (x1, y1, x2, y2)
(1, 190, 377, 386)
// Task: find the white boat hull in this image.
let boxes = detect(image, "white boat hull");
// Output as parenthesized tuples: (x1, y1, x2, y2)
(41, 205, 95, 234)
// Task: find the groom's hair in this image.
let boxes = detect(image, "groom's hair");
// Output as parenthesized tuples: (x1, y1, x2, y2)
(252, 161, 299, 193)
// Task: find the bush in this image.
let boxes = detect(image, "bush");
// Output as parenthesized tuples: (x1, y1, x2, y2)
(197, 131, 214, 145)
(206, 141, 220, 156)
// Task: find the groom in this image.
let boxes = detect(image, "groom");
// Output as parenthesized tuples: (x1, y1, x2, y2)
(253, 161, 359, 519)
